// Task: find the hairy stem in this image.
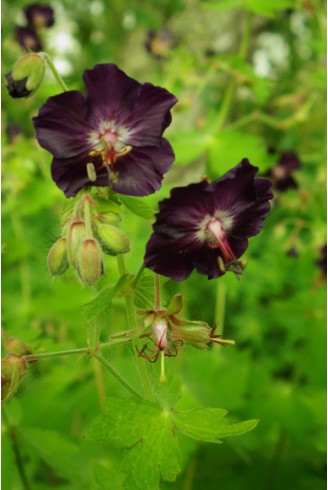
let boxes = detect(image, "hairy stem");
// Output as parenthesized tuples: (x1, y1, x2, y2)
(93, 353, 143, 399)
(41, 52, 69, 92)
(2, 408, 31, 490)
(116, 255, 155, 401)
(83, 194, 93, 238)
(155, 274, 161, 311)
(131, 262, 146, 289)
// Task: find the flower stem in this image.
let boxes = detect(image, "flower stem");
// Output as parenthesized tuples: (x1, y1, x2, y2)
(41, 52, 69, 92)
(116, 255, 155, 401)
(2, 408, 32, 490)
(215, 282, 226, 336)
(155, 274, 161, 310)
(83, 194, 93, 238)
(93, 353, 143, 400)
(131, 262, 146, 289)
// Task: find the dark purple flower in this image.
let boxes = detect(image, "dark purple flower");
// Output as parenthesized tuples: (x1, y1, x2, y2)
(15, 26, 42, 52)
(24, 4, 55, 28)
(144, 159, 273, 281)
(145, 29, 176, 59)
(33, 64, 178, 197)
(265, 151, 301, 192)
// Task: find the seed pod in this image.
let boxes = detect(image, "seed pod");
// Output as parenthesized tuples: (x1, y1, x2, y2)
(5, 53, 46, 98)
(67, 220, 86, 268)
(47, 237, 69, 275)
(97, 224, 130, 256)
(77, 238, 104, 286)
(1, 354, 27, 403)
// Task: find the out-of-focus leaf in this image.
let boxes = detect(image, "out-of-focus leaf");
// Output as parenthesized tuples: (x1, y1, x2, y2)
(119, 195, 155, 219)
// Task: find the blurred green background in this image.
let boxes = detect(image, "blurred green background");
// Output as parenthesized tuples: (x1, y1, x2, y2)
(2, 0, 326, 489)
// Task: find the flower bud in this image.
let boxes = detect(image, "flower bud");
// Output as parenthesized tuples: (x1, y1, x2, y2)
(97, 224, 130, 256)
(1, 354, 27, 402)
(77, 238, 104, 286)
(47, 237, 69, 275)
(67, 220, 86, 268)
(5, 337, 31, 357)
(170, 322, 212, 349)
(5, 53, 46, 98)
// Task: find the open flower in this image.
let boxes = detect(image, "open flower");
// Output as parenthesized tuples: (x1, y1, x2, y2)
(145, 159, 273, 280)
(265, 151, 301, 192)
(33, 64, 178, 197)
(24, 4, 55, 29)
(15, 26, 42, 52)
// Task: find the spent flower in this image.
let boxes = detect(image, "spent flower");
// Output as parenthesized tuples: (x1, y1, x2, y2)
(145, 159, 273, 280)
(24, 3, 55, 28)
(33, 63, 178, 197)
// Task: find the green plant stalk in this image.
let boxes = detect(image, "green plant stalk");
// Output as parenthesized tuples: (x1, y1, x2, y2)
(93, 353, 143, 400)
(2, 408, 32, 490)
(116, 255, 155, 401)
(155, 274, 161, 310)
(41, 52, 69, 92)
(83, 194, 93, 238)
(22, 337, 133, 362)
(131, 262, 146, 289)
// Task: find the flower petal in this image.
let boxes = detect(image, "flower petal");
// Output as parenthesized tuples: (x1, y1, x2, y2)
(33, 91, 92, 159)
(145, 233, 199, 281)
(111, 139, 175, 196)
(152, 181, 212, 237)
(83, 64, 141, 126)
(124, 83, 178, 147)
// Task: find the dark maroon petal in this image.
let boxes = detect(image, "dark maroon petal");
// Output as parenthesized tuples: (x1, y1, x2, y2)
(152, 181, 212, 238)
(15, 26, 42, 51)
(111, 139, 175, 196)
(83, 64, 141, 126)
(24, 4, 55, 28)
(145, 233, 199, 281)
(33, 91, 92, 159)
(125, 83, 178, 147)
(51, 155, 107, 197)
(229, 178, 273, 238)
(278, 151, 301, 172)
(192, 246, 224, 279)
(210, 159, 260, 214)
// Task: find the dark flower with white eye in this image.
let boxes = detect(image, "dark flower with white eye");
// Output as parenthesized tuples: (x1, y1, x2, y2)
(33, 63, 178, 197)
(24, 4, 55, 28)
(144, 159, 273, 281)
(265, 151, 301, 192)
(15, 26, 42, 52)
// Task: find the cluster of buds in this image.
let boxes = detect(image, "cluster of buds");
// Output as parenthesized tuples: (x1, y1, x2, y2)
(110, 294, 235, 382)
(47, 193, 130, 286)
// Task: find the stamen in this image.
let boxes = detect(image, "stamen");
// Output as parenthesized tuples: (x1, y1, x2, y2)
(86, 162, 97, 182)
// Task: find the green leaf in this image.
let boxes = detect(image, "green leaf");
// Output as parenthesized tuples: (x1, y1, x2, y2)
(89, 398, 181, 490)
(21, 428, 82, 480)
(119, 195, 155, 219)
(84, 275, 129, 350)
(207, 129, 274, 177)
(204, 0, 295, 17)
(172, 408, 259, 442)
(134, 272, 169, 309)
(89, 397, 258, 489)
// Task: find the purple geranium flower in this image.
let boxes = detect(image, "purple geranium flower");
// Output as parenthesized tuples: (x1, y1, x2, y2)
(265, 151, 301, 192)
(15, 26, 42, 52)
(33, 64, 178, 197)
(24, 4, 55, 28)
(144, 159, 273, 280)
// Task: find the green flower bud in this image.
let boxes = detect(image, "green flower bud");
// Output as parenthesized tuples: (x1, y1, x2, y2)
(77, 238, 104, 286)
(5, 53, 46, 98)
(67, 220, 86, 268)
(97, 224, 130, 256)
(47, 237, 69, 275)
(1, 354, 27, 403)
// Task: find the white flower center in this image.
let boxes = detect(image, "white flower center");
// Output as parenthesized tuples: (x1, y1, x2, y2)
(88, 120, 132, 169)
(197, 212, 236, 263)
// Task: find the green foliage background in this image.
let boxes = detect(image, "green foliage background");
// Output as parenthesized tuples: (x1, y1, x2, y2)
(2, 0, 326, 489)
